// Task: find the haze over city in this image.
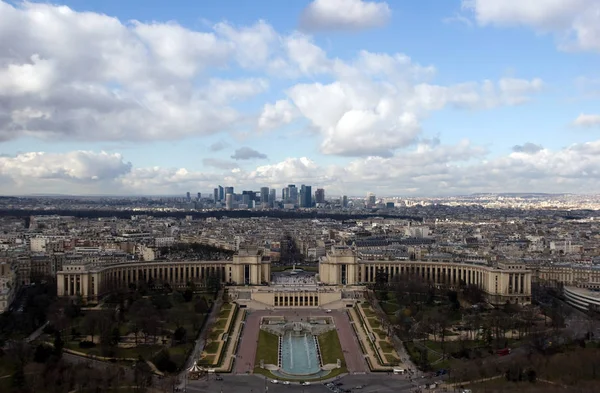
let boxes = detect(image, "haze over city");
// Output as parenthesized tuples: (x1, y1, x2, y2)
(1, 0, 600, 196)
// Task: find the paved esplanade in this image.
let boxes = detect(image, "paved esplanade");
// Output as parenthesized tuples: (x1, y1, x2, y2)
(235, 309, 367, 374)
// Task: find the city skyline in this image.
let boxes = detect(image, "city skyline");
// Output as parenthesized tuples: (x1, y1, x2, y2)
(1, 0, 600, 196)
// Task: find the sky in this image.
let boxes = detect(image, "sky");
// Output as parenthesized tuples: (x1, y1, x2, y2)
(0, 0, 599, 197)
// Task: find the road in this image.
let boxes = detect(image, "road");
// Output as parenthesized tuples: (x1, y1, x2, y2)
(182, 373, 431, 393)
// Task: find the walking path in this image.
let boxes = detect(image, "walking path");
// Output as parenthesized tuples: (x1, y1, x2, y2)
(235, 309, 368, 375)
(25, 321, 48, 343)
(180, 290, 223, 378)
(214, 308, 245, 372)
(348, 307, 397, 371)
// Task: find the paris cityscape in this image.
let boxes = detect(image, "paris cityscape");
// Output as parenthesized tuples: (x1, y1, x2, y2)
(1, 0, 600, 393)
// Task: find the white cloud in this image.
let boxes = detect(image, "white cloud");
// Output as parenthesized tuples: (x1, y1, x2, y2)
(0, 1, 270, 143)
(300, 0, 391, 32)
(573, 114, 600, 127)
(3, 142, 600, 195)
(258, 100, 299, 131)
(463, 0, 600, 52)
(284, 52, 544, 156)
(0, 151, 131, 184)
(203, 78, 269, 104)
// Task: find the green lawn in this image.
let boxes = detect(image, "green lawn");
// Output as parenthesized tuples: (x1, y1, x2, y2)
(368, 316, 382, 329)
(373, 328, 386, 339)
(362, 307, 376, 318)
(208, 329, 223, 341)
(380, 301, 398, 316)
(213, 318, 227, 330)
(378, 340, 395, 353)
(318, 330, 345, 366)
(64, 341, 161, 359)
(255, 330, 279, 365)
(199, 355, 215, 365)
(204, 341, 220, 354)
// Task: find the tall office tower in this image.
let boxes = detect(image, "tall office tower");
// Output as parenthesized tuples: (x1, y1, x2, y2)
(299, 185, 312, 208)
(225, 193, 233, 210)
(282, 187, 289, 201)
(315, 188, 325, 204)
(186, 192, 191, 201)
(342, 195, 348, 208)
(367, 192, 376, 206)
(213, 188, 219, 202)
(241, 193, 250, 207)
(269, 189, 276, 207)
(288, 184, 298, 203)
(197, 192, 201, 200)
(218, 185, 224, 201)
(260, 187, 269, 204)
(225, 186, 234, 196)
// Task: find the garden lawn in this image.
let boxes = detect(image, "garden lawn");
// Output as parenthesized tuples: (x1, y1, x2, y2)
(204, 341, 220, 354)
(378, 340, 395, 353)
(362, 307, 376, 318)
(64, 341, 161, 359)
(255, 330, 279, 365)
(213, 318, 227, 330)
(208, 329, 223, 341)
(318, 330, 345, 366)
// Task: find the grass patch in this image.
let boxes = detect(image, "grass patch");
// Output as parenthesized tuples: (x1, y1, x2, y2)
(213, 318, 227, 330)
(378, 340, 395, 353)
(255, 330, 279, 365)
(198, 355, 215, 365)
(368, 316, 382, 329)
(380, 302, 398, 316)
(318, 330, 345, 366)
(362, 307, 376, 318)
(64, 341, 161, 359)
(204, 341, 220, 354)
(208, 329, 223, 341)
(373, 328, 386, 339)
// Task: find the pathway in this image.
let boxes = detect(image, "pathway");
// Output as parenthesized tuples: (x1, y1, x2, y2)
(180, 290, 223, 377)
(235, 309, 368, 374)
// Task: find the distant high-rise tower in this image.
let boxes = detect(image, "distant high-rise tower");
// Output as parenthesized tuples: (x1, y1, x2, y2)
(269, 189, 276, 207)
(225, 193, 233, 210)
(218, 185, 224, 201)
(300, 185, 312, 208)
(197, 192, 201, 200)
(315, 188, 325, 204)
(288, 184, 298, 204)
(225, 186, 234, 196)
(213, 188, 219, 202)
(367, 192, 376, 206)
(342, 195, 348, 208)
(186, 192, 191, 201)
(260, 187, 269, 206)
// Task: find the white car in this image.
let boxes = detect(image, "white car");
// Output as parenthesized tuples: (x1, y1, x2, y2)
(283, 381, 290, 385)
(270, 379, 279, 384)
(302, 381, 311, 386)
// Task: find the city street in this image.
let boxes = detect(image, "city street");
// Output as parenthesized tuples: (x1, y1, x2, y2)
(182, 373, 431, 393)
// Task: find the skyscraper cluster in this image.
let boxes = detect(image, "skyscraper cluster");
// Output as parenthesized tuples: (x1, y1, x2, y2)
(211, 184, 323, 209)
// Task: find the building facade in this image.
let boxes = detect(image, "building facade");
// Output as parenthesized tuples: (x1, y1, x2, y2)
(56, 248, 270, 302)
(319, 246, 533, 305)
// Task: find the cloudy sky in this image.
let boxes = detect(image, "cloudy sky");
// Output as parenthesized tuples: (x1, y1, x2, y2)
(0, 0, 599, 197)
